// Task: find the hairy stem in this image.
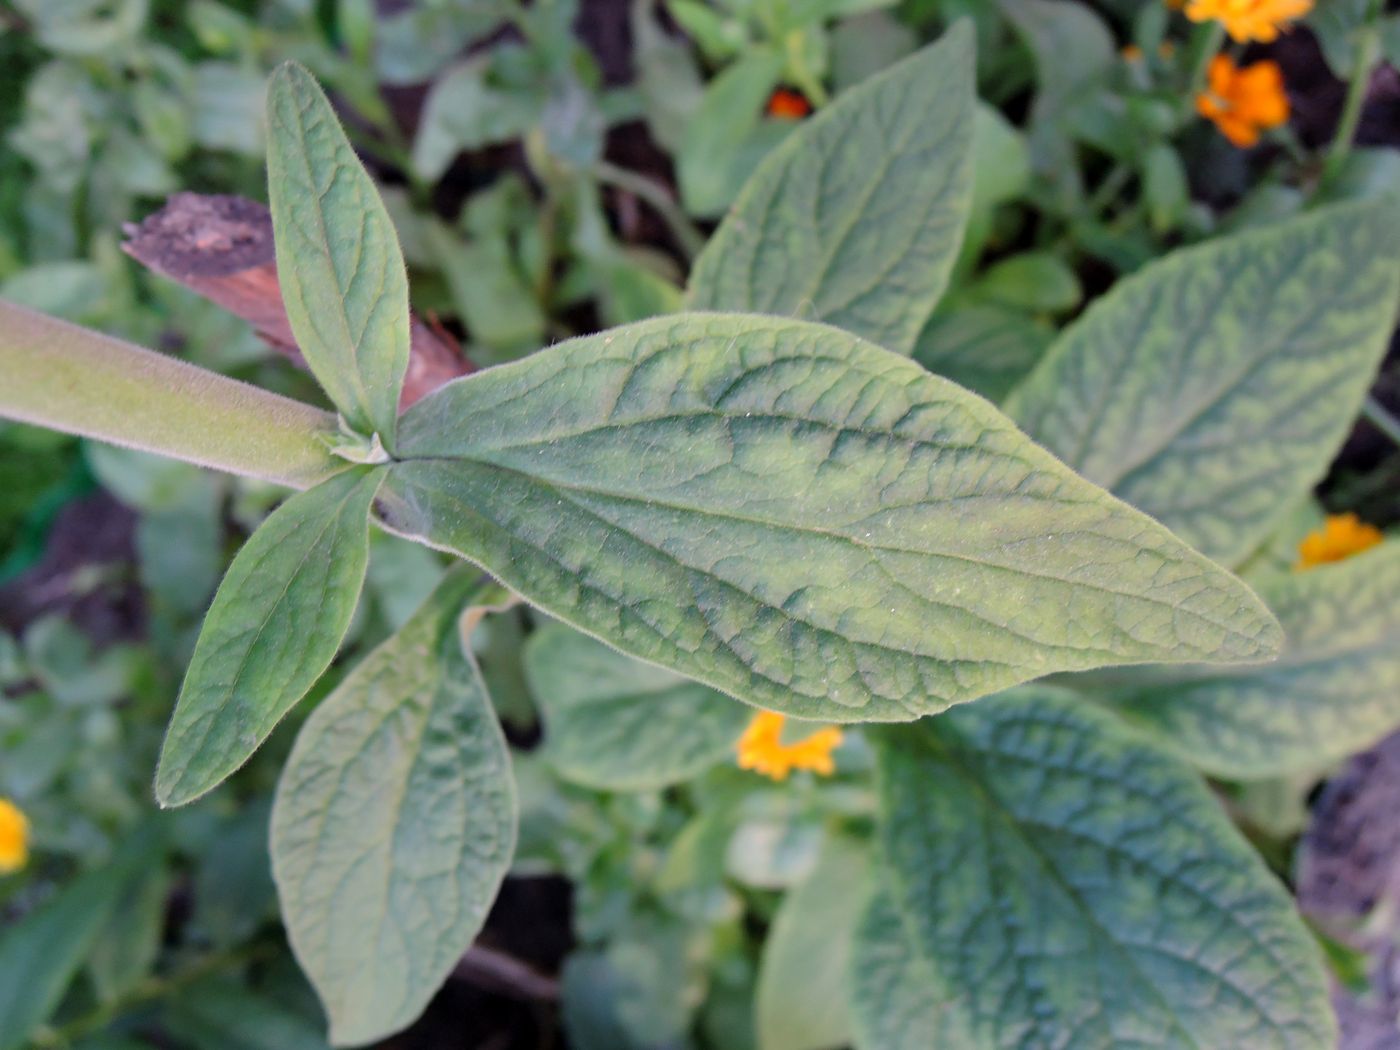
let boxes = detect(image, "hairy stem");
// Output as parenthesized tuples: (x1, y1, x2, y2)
(0, 301, 342, 489)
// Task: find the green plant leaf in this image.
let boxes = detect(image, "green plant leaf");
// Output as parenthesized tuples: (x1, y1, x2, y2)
(756, 833, 869, 1050)
(686, 24, 975, 355)
(266, 61, 411, 446)
(376, 312, 1280, 724)
(0, 826, 154, 1050)
(155, 466, 383, 807)
(848, 888, 974, 1048)
(523, 622, 750, 791)
(270, 569, 516, 1046)
(1005, 201, 1400, 567)
(861, 689, 1335, 1049)
(1107, 542, 1400, 779)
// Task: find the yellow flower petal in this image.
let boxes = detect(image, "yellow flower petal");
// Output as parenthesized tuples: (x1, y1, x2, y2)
(0, 799, 30, 875)
(737, 711, 843, 782)
(1183, 0, 1312, 44)
(1296, 513, 1384, 570)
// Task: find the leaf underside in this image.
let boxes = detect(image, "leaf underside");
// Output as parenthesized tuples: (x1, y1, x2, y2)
(156, 466, 382, 807)
(375, 312, 1280, 724)
(267, 62, 411, 445)
(1006, 200, 1400, 567)
(271, 569, 516, 1046)
(856, 689, 1335, 1050)
(687, 22, 976, 356)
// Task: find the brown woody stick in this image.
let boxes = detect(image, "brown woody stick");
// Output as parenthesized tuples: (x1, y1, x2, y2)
(122, 192, 472, 408)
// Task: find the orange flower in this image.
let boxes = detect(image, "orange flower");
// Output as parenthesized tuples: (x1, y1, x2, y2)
(767, 88, 811, 120)
(736, 711, 842, 781)
(1196, 56, 1289, 146)
(0, 799, 29, 874)
(1121, 44, 1145, 62)
(1184, 0, 1312, 43)
(1296, 513, 1384, 569)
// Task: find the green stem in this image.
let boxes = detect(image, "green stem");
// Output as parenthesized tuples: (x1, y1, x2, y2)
(0, 301, 342, 490)
(1183, 21, 1226, 110)
(593, 161, 707, 261)
(1362, 394, 1400, 448)
(1319, 0, 1383, 191)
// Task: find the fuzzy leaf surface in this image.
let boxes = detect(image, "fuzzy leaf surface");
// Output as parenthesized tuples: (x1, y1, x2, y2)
(156, 467, 381, 806)
(686, 24, 975, 355)
(271, 570, 516, 1046)
(869, 689, 1335, 1049)
(523, 623, 750, 791)
(1005, 201, 1400, 566)
(376, 312, 1280, 723)
(1110, 542, 1400, 778)
(267, 62, 410, 445)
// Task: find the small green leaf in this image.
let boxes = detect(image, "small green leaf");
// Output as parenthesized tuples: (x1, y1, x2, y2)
(155, 466, 383, 807)
(1005, 200, 1400, 567)
(913, 304, 1052, 403)
(687, 24, 975, 355)
(861, 689, 1335, 1049)
(756, 834, 870, 1050)
(1109, 542, 1400, 779)
(376, 312, 1280, 724)
(523, 623, 750, 791)
(270, 569, 516, 1046)
(266, 62, 410, 446)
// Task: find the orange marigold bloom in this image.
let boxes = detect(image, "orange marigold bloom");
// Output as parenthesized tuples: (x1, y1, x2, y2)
(1296, 513, 1384, 569)
(1121, 44, 1145, 62)
(0, 799, 29, 875)
(1184, 0, 1312, 43)
(767, 88, 811, 120)
(1196, 56, 1289, 147)
(737, 711, 842, 781)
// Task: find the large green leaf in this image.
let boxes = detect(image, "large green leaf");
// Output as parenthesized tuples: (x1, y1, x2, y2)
(1005, 201, 1400, 567)
(1109, 542, 1400, 779)
(270, 569, 516, 1046)
(756, 833, 869, 1050)
(523, 622, 750, 791)
(848, 888, 974, 1049)
(686, 24, 975, 355)
(863, 689, 1335, 1049)
(376, 312, 1280, 724)
(156, 466, 382, 807)
(267, 62, 410, 446)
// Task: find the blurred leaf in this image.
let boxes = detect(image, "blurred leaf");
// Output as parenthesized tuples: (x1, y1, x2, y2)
(677, 49, 787, 217)
(271, 571, 516, 1045)
(856, 690, 1336, 1049)
(155, 467, 383, 807)
(191, 63, 265, 155)
(190, 800, 277, 949)
(376, 1, 511, 84)
(164, 979, 328, 1050)
(14, 0, 148, 56)
(1006, 200, 1400, 567)
(0, 262, 106, 322)
(688, 24, 976, 355)
(756, 833, 868, 1050)
(1143, 142, 1188, 235)
(0, 827, 152, 1050)
(830, 13, 917, 90)
(524, 623, 750, 791)
(633, 0, 706, 154)
(425, 219, 546, 352)
(87, 866, 169, 1003)
(971, 251, 1081, 313)
(266, 62, 409, 444)
(412, 59, 541, 180)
